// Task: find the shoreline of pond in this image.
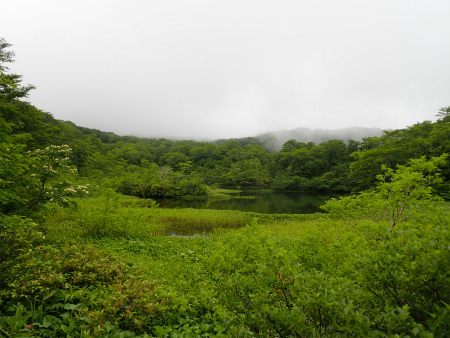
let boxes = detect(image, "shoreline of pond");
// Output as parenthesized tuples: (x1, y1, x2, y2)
(154, 189, 337, 214)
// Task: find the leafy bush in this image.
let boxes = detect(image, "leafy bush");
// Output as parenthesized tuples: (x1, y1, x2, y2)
(322, 155, 448, 228)
(0, 215, 168, 337)
(219, 221, 450, 336)
(356, 222, 450, 335)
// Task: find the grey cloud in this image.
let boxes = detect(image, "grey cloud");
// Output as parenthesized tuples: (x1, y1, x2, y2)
(2, 0, 449, 140)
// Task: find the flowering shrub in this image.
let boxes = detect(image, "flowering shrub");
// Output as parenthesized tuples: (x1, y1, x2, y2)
(1, 144, 88, 215)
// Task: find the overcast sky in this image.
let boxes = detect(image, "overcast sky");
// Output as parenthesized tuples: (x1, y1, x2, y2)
(2, 0, 450, 140)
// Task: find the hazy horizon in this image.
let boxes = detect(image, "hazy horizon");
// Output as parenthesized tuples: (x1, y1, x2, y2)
(3, 0, 450, 140)
(70, 119, 385, 143)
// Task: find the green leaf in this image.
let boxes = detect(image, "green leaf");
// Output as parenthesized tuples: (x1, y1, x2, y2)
(103, 321, 116, 333)
(64, 303, 83, 311)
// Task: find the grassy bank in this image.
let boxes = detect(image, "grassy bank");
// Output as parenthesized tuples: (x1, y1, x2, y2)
(1, 194, 450, 337)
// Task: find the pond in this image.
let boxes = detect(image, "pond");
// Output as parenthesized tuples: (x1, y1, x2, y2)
(155, 191, 332, 214)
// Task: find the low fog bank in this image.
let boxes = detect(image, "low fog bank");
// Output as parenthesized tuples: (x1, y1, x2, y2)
(214, 127, 385, 152)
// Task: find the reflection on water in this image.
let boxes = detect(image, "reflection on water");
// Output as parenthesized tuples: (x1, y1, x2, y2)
(156, 191, 331, 214)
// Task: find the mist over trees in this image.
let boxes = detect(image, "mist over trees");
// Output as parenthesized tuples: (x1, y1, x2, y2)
(1, 35, 450, 204)
(215, 126, 385, 152)
(2, 95, 449, 202)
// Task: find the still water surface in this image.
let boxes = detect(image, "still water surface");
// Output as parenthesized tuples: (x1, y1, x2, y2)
(156, 191, 331, 214)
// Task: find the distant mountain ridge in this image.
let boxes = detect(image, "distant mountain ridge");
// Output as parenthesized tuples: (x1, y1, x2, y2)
(215, 127, 385, 152)
(259, 127, 386, 151)
(69, 120, 385, 152)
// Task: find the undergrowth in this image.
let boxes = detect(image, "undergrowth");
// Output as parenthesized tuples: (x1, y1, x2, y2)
(2, 195, 450, 337)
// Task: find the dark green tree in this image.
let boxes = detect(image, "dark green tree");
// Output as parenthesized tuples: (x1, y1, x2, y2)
(0, 38, 35, 102)
(436, 106, 450, 119)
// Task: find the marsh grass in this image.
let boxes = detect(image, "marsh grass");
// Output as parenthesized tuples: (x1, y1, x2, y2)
(149, 208, 254, 235)
(119, 195, 159, 208)
(208, 188, 242, 195)
(43, 194, 162, 239)
(33, 196, 450, 337)
(207, 188, 245, 200)
(43, 194, 334, 239)
(43, 195, 264, 239)
(208, 194, 258, 200)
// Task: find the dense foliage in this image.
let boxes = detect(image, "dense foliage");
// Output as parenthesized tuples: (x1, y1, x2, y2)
(2, 37, 449, 198)
(2, 102, 449, 199)
(1, 38, 450, 336)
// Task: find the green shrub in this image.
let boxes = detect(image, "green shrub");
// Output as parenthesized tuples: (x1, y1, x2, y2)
(0, 215, 168, 337)
(356, 222, 450, 335)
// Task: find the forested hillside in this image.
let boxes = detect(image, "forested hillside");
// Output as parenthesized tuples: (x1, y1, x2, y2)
(2, 66, 450, 204)
(2, 38, 450, 336)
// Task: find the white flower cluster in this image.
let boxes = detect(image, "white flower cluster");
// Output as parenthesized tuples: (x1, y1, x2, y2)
(46, 145, 72, 152)
(42, 164, 58, 173)
(44, 186, 56, 195)
(63, 185, 89, 195)
(33, 145, 72, 159)
(64, 187, 77, 193)
(76, 185, 90, 194)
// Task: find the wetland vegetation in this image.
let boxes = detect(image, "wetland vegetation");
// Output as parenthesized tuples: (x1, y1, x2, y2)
(1, 38, 450, 336)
